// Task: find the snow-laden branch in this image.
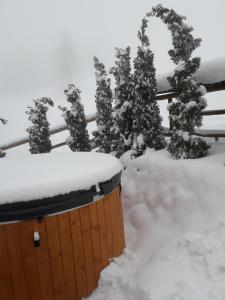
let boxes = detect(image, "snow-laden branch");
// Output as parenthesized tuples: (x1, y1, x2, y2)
(157, 56, 225, 93)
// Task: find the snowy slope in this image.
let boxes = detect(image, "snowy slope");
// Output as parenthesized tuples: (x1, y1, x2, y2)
(88, 142, 225, 300)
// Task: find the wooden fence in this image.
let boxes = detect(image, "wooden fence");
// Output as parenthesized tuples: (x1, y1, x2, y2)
(1, 75, 225, 153)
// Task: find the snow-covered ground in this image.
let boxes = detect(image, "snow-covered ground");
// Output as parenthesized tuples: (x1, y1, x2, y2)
(88, 141, 225, 300)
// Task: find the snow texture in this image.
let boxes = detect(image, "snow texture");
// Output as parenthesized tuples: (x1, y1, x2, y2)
(0, 152, 122, 204)
(88, 142, 225, 300)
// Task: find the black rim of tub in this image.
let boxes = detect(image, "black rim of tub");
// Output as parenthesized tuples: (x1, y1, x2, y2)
(0, 171, 121, 223)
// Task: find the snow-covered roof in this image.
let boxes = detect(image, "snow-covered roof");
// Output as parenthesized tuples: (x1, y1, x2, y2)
(157, 57, 225, 93)
(0, 152, 122, 204)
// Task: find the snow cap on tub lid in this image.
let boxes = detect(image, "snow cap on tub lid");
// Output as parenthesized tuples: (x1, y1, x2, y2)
(0, 152, 122, 205)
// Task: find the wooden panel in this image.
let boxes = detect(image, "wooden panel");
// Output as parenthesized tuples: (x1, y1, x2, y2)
(89, 203, 102, 284)
(103, 194, 113, 258)
(19, 221, 42, 300)
(5, 223, 28, 300)
(79, 205, 96, 295)
(45, 216, 66, 300)
(115, 188, 126, 250)
(110, 192, 122, 257)
(58, 213, 78, 300)
(0, 226, 14, 300)
(32, 219, 54, 300)
(70, 209, 87, 299)
(96, 200, 109, 268)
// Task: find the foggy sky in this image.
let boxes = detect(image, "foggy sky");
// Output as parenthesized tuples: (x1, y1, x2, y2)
(0, 0, 225, 143)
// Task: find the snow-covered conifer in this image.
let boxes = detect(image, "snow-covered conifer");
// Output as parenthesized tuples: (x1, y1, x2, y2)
(110, 46, 134, 157)
(150, 5, 209, 159)
(26, 98, 54, 154)
(132, 18, 166, 157)
(59, 84, 91, 152)
(93, 57, 113, 153)
(0, 117, 7, 158)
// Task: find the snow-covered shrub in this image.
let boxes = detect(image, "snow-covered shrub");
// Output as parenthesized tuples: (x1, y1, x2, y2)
(0, 117, 7, 158)
(59, 84, 91, 152)
(132, 18, 166, 158)
(26, 98, 54, 154)
(149, 5, 209, 159)
(110, 46, 134, 157)
(93, 56, 114, 153)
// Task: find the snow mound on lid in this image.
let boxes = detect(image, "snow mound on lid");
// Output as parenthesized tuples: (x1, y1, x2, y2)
(0, 152, 122, 204)
(88, 143, 225, 300)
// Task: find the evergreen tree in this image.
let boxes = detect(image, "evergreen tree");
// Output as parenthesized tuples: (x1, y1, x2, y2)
(150, 4, 209, 159)
(132, 18, 166, 157)
(110, 46, 134, 157)
(93, 57, 113, 153)
(0, 117, 7, 158)
(59, 84, 91, 152)
(26, 98, 54, 154)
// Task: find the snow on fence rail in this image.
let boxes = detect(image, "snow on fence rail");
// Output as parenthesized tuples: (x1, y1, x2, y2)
(163, 127, 225, 139)
(1, 57, 225, 152)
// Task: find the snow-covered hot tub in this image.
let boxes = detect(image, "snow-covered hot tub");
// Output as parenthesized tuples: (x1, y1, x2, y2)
(0, 152, 125, 300)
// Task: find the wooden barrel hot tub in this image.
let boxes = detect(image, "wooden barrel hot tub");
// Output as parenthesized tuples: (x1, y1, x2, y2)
(0, 152, 125, 300)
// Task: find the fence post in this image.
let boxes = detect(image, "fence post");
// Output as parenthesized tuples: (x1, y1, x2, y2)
(168, 97, 173, 131)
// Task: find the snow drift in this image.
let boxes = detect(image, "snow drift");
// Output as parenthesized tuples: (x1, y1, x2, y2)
(88, 142, 225, 300)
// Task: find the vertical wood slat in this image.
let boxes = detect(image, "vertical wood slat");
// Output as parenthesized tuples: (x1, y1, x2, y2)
(112, 188, 125, 252)
(97, 200, 109, 268)
(58, 213, 78, 300)
(79, 205, 96, 295)
(19, 221, 42, 300)
(45, 216, 67, 300)
(115, 188, 126, 250)
(32, 219, 54, 300)
(89, 203, 102, 284)
(5, 223, 28, 300)
(110, 191, 122, 258)
(0, 226, 14, 300)
(70, 209, 87, 299)
(103, 194, 113, 259)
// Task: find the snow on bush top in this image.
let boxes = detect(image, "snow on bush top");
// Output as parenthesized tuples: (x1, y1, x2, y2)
(0, 152, 122, 204)
(157, 56, 225, 92)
